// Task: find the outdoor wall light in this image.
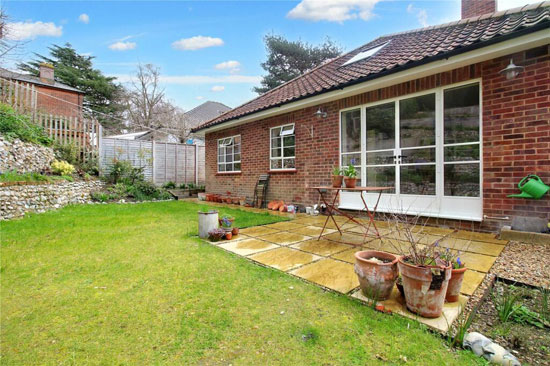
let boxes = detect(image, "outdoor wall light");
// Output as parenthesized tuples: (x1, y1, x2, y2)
(499, 59, 524, 80)
(314, 107, 327, 119)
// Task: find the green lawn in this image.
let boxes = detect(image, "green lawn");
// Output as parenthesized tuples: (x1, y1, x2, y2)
(1, 202, 482, 365)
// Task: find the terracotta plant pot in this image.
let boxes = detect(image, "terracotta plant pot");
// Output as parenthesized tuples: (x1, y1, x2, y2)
(225, 232, 232, 240)
(397, 257, 451, 318)
(232, 227, 239, 236)
(344, 177, 357, 189)
(354, 250, 399, 301)
(232, 198, 240, 205)
(446, 267, 467, 303)
(332, 175, 344, 188)
(239, 197, 246, 206)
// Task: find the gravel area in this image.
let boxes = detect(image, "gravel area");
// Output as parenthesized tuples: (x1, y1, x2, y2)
(490, 241, 550, 288)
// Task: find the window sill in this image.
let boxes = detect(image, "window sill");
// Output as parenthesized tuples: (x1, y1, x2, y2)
(216, 171, 242, 176)
(268, 169, 297, 174)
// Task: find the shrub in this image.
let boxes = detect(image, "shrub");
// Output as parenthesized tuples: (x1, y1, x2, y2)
(179, 183, 187, 189)
(163, 181, 176, 189)
(51, 160, 75, 176)
(54, 142, 79, 165)
(0, 104, 52, 146)
(90, 192, 110, 202)
(107, 160, 135, 184)
(0, 170, 50, 183)
(493, 286, 523, 323)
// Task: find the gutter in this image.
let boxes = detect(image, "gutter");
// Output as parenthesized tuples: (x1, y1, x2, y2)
(192, 21, 549, 134)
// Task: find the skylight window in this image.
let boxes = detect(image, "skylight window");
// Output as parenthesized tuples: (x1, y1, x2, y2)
(342, 41, 389, 66)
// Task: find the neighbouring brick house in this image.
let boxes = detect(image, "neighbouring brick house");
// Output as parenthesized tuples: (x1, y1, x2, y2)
(0, 63, 84, 117)
(193, 0, 550, 232)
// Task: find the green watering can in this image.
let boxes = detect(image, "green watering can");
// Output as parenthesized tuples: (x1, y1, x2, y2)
(507, 174, 550, 199)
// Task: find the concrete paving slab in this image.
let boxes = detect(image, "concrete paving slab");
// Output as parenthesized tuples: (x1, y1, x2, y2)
(259, 231, 311, 246)
(240, 226, 281, 237)
(291, 239, 352, 256)
(290, 259, 360, 294)
(287, 225, 336, 237)
(461, 270, 485, 296)
(218, 238, 279, 256)
(249, 247, 320, 271)
(459, 252, 497, 273)
(265, 222, 305, 231)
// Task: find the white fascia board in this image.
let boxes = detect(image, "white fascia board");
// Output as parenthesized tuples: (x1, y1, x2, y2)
(197, 29, 549, 136)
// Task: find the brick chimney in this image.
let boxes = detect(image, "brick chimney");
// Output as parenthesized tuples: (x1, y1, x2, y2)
(462, 0, 496, 19)
(39, 63, 54, 84)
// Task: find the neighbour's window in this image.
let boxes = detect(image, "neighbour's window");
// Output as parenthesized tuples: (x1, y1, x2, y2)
(217, 135, 241, 172)
(270, 124, 295, 170)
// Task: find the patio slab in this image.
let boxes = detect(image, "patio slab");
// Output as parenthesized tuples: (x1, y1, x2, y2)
(218, 238, 279, 256)
(264, 222, 305, 231)
(289, 225, 337, 237)
(458, 252, 497, 273)
(240, 226, 280, 237)
(249, 247, 320, 271)
(323, 232, 372, 246)
(451, 230, 508, 245)
(290, 258, 359, 294)
(259, 232, 311, 245)
(291, 239, 352, 256)
(461, 270, 486, 296)
(352, 288, 468, 333)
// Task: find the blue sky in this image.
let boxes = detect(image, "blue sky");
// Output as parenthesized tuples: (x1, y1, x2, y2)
(2, 0, 537, 111)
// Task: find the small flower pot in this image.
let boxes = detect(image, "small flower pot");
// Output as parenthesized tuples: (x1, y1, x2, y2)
(354, 250, 399, 301)
(344, 177, 357, 188)
(397, 257, 451, 318)
(332, 175, 344, 188)
(225, 232, 233, 240)
(239, 197, 246, 206)
(232, 227, 239, 236)
(445, 267, 467, 303)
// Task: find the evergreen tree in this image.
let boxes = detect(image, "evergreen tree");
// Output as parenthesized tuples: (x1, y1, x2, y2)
(18, 43, 125, 131)
(254, 35, 341, 94)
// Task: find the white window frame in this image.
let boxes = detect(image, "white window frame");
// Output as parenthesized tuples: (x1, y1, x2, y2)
(270, 123, 295, 170)
(217, 135, 241, 173)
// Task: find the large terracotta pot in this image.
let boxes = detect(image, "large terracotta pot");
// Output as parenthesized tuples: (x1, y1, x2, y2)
(332, 175, 344, 188)
(354, 250, 399, 301)
(344, 177, 357, 188)
(397, 257, 451, 318)
(446, 267, 467, 303)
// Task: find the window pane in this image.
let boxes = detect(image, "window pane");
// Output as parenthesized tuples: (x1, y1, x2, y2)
(234, 162, 241, 171)
(281, 125, 295, 135)
(399, 94, 435, 148)
(365, 102, 395, 151)
(342, 153, 361, 166)
(444, 163, 479, 197)
(400, 165, 436, 195)
(234, 135, 241, 144)
(283, 158, 295, 169)
(218, 163, 225, 172)
(283, 135, 295, 147)
(365, 150, 393, 165)
(234, 153, 241, 162)
(401, 147, 436, 164)
(283, 146, 295, 157)
(272, 137, 281, 148)
(366, 166, 395, 193)
(341, 109, 361, 152)
(444, 144, 479, 162)
(271, 148, 281, 158)
(218, 153, 225, 163)
(226, 153, 233, 163)
(234, 144, 240, 154)
(271, 128, 281, 138)
(444, 84, 479, 144)
(271, 159, 282, 170)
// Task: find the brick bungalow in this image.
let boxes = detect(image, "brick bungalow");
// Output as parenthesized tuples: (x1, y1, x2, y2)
(0, 63, 84, 117)
(193, 0, 550, 232)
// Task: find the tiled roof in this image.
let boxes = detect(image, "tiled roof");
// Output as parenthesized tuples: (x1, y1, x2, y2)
(193, 2, 550, 132)
(184, 101, 231, 128)
(0, 68, 84, 93)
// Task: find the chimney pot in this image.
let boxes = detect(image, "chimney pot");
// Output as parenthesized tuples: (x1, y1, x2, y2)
(462, 0, 496, 19)
(39, 63, 54, 83)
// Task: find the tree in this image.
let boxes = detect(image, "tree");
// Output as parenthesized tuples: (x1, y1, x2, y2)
(17, 43, 125, 131)
(254, 35, 342, 94)
(124, 64, 189, 141)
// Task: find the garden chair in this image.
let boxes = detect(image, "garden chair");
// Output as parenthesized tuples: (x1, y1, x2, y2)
(253, 174, 270, 208)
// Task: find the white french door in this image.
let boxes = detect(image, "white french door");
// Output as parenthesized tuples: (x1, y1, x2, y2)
(339, 81, 482, 221)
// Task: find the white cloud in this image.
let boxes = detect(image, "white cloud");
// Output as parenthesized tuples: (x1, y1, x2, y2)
(172, 36, 224, 51)
(78, 13, 90, 24)
(196, 96, 205, 100)
(211, 86, 225, 92)
(215, 60, 241, 74)
(109, 41, 137, 51)
(498, 0, 540, 11)
(111, 74, 261, 85)
(5, 21, 62, 40)
(287, 0, 380, 22)
(407, 4, 428, 27)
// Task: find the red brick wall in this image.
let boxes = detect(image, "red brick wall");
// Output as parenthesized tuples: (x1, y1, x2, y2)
(35, 85, 82, 117)
(462, 0, 496, 19)
(205, 46, 550, 231)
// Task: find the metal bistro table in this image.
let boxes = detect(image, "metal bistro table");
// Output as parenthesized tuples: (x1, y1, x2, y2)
(310, 186, 393, 246)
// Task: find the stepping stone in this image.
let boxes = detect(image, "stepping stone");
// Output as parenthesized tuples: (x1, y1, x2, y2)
(265, 222, 304, 231)
(218, 238, 279, 256)
(240, 226, 280, 237)
(461, 270, 485, 295)
(290, 225, 336, 237)
(259, 232, 311, 245)
(290, 259, 359, 294)
(291, 239, 351, 256)
(249, 247, 319, 271)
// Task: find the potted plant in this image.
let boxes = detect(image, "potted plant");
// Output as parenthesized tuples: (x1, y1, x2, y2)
(232, 227, 239, 236)
(225, 231, 233, 240)
(198, 208, 218, 239)
(439, 248, 467, 303)
(208, 227, 226, 242)
(219, 214, 235, 230)
(354, 250, 400, 301)
(331, 166, 343, 188)
(343, 164, 358, 188)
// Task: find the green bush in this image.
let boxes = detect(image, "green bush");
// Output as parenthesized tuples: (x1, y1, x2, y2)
(51, 160, 75, 176)
(0, 170, 50, 183)
(163, 181, 176, 189)
(0, 104, 52, 146)
(54, 142, 99, 176)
